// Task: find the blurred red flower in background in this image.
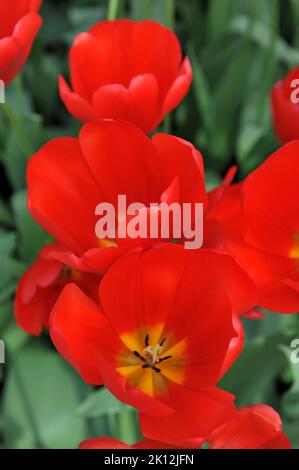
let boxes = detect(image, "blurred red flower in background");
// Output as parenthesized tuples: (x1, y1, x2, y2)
(0, 0, 42, 84)
(14, 243, 100, 335)
(79, 404, 291, 449)
(271, 67, 299, 143)
(50, 246, 256, 445)
(208, 141, 299, 313)
(208, 405, 291, 449)
(59, 20, 192, 133)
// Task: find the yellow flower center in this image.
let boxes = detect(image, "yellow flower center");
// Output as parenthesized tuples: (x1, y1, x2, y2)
(143, 344, 163, 366)
(289, 234, 299, 259)
(117, 326, 187, 397)
(133, 334, 172, 373)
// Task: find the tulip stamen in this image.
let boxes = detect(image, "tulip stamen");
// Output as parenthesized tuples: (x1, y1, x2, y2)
(158, 355, 172, 363)
(133, 350, 145, 362)
(132, 334, 172, 373)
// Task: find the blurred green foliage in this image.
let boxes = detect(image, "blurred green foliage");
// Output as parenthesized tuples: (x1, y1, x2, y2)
(0, 0, 299, 448)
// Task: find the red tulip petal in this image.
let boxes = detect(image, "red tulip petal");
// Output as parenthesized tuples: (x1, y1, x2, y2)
(162, 56, 192, 116)
(242, 308, 265, 320)
(131, 21, 182, 97)
(129, 73, 160, 133)
(224, 240, 299, 313)
(92, 84, 133, 121)
(0, 37, 22, 83)
(98, 353, 173, 417)
(15, 278, 60, 336)
(79, 119, 161, 207)
(209, 404, 291, 449)
(133, 439, 183, 449)
(79, 437, 132, 449)
(152, 133, 207, 205)
(70, 21, 134, 96)
(140, 385, 236, 445)
(0, 11, 41, 84)
(219, 314, 244, 378)
(243, 141, 299, 257)
(50, 283, 119, 385)
(271, 69, 299, 143)
(59, 75, 98, 122)
(27, 137, 104, 256)
(99, 247, 192, 339)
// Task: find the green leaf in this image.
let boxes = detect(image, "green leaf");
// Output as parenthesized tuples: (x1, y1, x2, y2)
(0, 231, 15, 255)
(0, 198, 13, 226)
(0, 233, 26, 289)
(229, 15, 299, 66)
(220, 335, 285, 406)
(3, 323, 29, 354)
(206, 0, 240, 45)
(280, 346, 299, 419)
(205, 170, 221, 191)
(0, 301, 13, 332)
(2, 343, 90, 449)
(11, 190, 49, 263)
(1, 113, 43, 190)
(237, 124, 266, 162)
(290, 0, 299, 48)
(188, 48, 215, 137)
(76, 387, 130, 419)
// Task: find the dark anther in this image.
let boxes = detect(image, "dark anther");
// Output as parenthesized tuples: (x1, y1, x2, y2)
(145, 334, 149, 347)
(159, 355, 172, 363)
(133, 350, 145, 362)
(142, 364, 161, 373)
(160, 337, 166, 346)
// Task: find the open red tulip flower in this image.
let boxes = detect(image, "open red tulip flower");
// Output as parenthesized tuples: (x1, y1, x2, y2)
(14, 243, 100, 336)
(271, 67, 299, 143)
(208, 141, 299, 313)
(50, 245, 256, 445)
(27, 119, 208, 274)
(208, 405, 291, 449)
(0, 0, 42, 84)
(59, 20, 192, 133)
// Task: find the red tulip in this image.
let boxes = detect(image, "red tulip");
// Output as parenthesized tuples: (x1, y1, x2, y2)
(80, 405, 291, 449)
(208, 405, 291, 449)
(0, 0, 42, 84)
(50, 245, 256, 444)
(14, 243, 100, 335)
(27, 119, 207, 273)
(271, 67, 299, 143)
(59, 20, 192, 133)
(208, 141, 299, 313)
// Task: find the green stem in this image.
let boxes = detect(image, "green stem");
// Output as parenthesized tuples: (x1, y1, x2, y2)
(15, 74, 26, 112)
(256, 0, 279, 125)
(107, 413, 118, 437)
(118, 409, 138, 445)
(2, 100, 33, 157)
(163, 114, 171, 133)
(166, 0, 175, 29)
(141, 0, 154, 19)
(107, 0, 119, 21)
